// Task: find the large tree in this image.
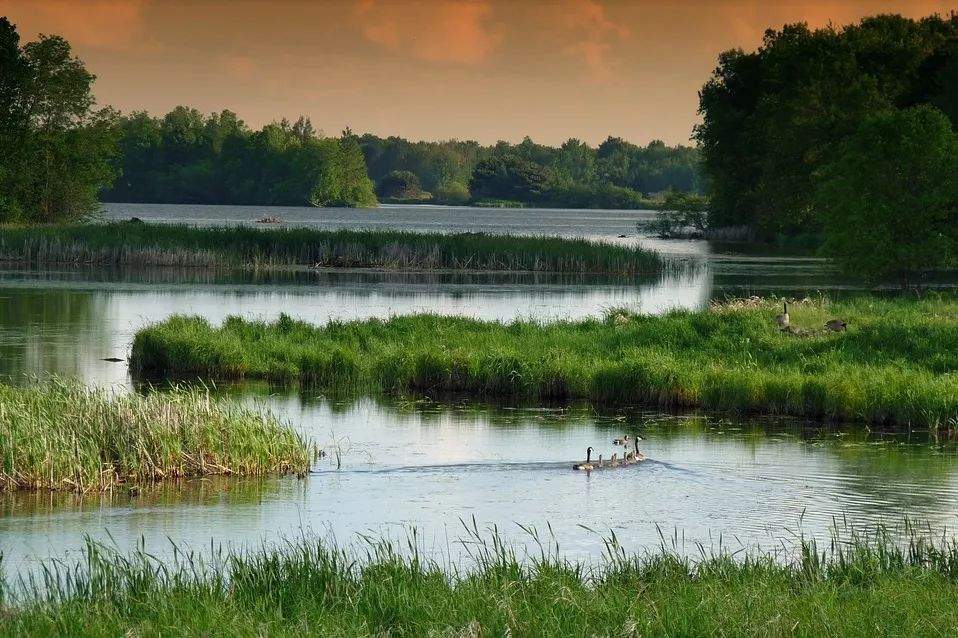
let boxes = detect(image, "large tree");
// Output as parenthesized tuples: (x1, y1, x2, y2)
(696, 14, 958, 237)
(0, 18, 117, 223)
(816, 106, 958, 288)
(0, 18, 116, 223)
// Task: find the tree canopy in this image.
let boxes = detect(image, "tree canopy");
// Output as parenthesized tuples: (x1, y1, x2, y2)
(103, 111, 376, 207)
(696, 13, 958, 237)
(360, 133, 702, 208)
(816, 106, 958, 287)
(0, 17, 116, 223)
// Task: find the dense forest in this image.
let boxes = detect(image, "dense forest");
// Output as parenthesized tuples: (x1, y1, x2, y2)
(358, 134, 702, 207)
(697, 13, 958, 239)
(102, 110, 376, 207)
(103, 117, 702, 209)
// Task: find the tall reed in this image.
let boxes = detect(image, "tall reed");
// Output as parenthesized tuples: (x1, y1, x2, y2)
(3, 522, 958, 636)
(0, 378, 310, 492)
(0, 223, 662, 273)
(130, 296, 958, 427)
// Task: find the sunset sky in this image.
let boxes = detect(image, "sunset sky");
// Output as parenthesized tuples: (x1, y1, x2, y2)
(2, 1, 958, 145)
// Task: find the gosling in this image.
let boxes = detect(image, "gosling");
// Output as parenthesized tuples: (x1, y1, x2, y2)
(775, 302, 789, 329)
(573, 447, 595, 471)
(824, 319, 847, 332)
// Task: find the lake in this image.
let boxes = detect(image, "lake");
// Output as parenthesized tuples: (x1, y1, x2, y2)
(1, 203, 955, 576)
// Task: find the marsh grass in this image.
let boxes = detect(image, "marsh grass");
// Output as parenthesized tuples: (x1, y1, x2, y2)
(130, 296, 958, 428)
(0, 379, 311, 492)
(0, 223, 662, 273)
(3, 521, 958, 636)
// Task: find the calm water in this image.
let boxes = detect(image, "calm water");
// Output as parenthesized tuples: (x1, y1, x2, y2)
(1, 203, 956, 576)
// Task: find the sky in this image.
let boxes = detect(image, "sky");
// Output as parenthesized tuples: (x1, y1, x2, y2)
(2, 1, 958, 146)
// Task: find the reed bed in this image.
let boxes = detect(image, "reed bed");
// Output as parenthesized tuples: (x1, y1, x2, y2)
(130, 296, 958, 427)
(3, 523, 958, 636)
(0, 223, 662, 273)
(0, 379, 310, 492)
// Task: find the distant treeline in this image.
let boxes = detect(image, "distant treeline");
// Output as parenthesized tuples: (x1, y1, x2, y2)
(102, 110, 702, 210)
(697, 13, 958, 238)
(102, 109, 376, 207)
(359, 134, 702, 207)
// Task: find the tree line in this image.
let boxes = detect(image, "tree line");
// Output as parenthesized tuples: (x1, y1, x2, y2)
(360, 134, 702, 207)
(102, 110, 376, 207)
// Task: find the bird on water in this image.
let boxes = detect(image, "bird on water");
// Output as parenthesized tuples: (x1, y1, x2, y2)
(573, 447, 594, 471)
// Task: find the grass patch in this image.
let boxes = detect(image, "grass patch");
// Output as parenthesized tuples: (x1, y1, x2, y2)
(0, 378, 311, 492)
(3, 524, 958, 636)
(130, 296, 958, 427)
(0, 223, 661, 273)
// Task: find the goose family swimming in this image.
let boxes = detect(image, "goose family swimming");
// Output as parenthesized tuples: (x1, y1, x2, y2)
(574, 437, 646, 471)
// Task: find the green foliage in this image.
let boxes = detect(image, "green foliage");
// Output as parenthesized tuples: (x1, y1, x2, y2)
(0, 378, 309, 492)
(104, 113, 378, 207)
(644, 191, 711, 238)
(376, 169, 424, 199)
(0, 18, 116, 223)
(360, 133, 702, 209)
(469, 155, 549, 202)
(130, 296, 958, 427)
(0, 222, 662, 273)
(5, 524, 958, 636)
(817, 106, 958, 287)
(696, 14, 958, 237)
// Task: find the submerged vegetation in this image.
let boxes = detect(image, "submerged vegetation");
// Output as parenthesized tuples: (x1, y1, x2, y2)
(130, 296, 958, 428)
(0, 222, 662, 272)
(3, 523, 958, 635)
(0, 378, 310, 492)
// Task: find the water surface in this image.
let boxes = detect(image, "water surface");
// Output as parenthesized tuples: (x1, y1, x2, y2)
(1, 203, 955, 578)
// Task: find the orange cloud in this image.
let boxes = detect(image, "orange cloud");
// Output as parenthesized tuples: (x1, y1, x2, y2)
(356, 0, 503, 65)
(0, 0, 149, 51)
(559, 0, 630, 83)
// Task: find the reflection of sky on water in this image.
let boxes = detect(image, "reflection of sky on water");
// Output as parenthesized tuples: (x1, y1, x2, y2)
(1, 204, 955, 581)
(2, 399, 957, 578)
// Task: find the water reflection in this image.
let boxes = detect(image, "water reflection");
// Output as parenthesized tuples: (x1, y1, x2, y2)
(2, 395, 955, 578)
(0, 266, 706, 385)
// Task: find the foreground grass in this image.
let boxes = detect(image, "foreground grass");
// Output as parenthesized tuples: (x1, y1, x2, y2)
(130, 296, 958, 427)
(0, 379, 310, 492)
(3, 525, 958, 636)
(0, 223, 661, 273)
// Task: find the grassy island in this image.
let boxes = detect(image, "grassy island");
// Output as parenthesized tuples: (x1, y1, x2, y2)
(0, 379, 310, 492)
(0, 223, 661, 274)
(3, 527, 958, 636)
(130, 297, 958, 428)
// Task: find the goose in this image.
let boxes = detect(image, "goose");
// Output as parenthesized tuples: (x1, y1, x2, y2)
(612, 435, 630, 446)
(597, 454, 604, 468)
(775, 302, 789, 329)
(573, 447, 594, 471)
(824, 319, 847, 332)
(610, 453, 619, 467)
(632, 437, 646, 462)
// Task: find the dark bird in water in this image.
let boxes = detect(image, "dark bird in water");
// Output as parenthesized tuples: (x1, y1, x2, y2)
(624, 437, 646, 464)
(573, 447, 594, 471)
(775, 302, 789, 329)
(824, 319, 847, 332)
(102, 357, 124, 362)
